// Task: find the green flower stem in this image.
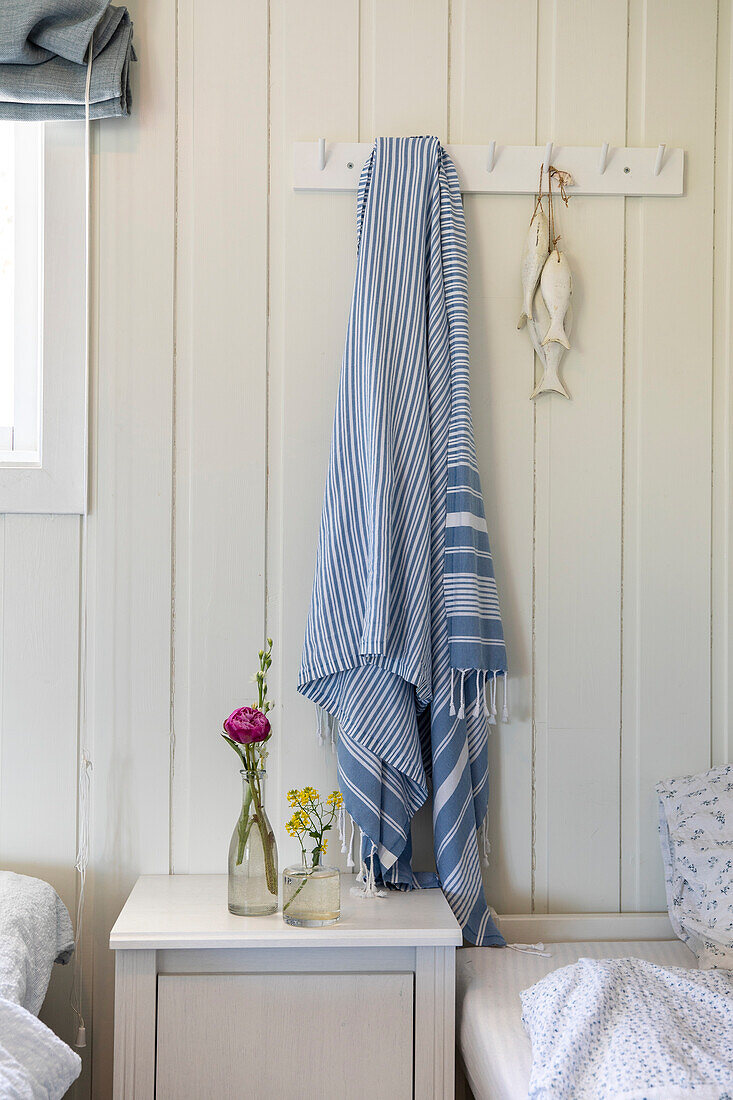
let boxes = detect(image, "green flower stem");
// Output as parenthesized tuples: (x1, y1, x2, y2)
(282, 866, 314, 913)
(235, 784, 253, 866)
(235, 769, 277, 896)
(246, 767, 277, 896)
(255, 808, 278, 896)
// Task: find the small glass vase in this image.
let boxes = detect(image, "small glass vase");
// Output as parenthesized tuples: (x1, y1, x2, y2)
(228, 769, 278, 916)
(282, 862, 340, 926)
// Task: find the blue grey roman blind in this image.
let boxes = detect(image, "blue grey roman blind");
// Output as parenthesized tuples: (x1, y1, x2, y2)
(0, 2, 134, 120)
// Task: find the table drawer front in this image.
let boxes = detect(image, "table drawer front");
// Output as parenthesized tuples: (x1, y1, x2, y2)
(156, 971, 414, 1099)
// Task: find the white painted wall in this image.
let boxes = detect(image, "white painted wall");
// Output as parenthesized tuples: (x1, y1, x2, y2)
(0, 2, 731, 1095)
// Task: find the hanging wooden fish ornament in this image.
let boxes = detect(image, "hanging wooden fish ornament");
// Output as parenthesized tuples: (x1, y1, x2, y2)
(518, 161, 575, 400)
(517, 208, 550, 329)
(530, 290, 572, 399)
(540, 249, 572, 350)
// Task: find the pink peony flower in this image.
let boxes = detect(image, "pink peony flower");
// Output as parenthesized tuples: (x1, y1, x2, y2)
(223, 706, 271, 744)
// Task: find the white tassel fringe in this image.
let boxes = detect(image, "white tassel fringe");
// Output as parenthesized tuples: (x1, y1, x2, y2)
(350, 832, 386, 899)
(479, 814, 491, 867)
(346, 814, 355, 868)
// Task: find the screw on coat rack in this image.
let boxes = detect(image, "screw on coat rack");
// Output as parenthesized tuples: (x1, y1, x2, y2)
(294, 139, 683, 195)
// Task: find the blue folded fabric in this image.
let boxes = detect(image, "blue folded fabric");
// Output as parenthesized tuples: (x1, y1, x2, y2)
(0, 2, 134, 120)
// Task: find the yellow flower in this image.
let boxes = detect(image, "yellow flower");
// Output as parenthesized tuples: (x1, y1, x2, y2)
(326, 790, 343, 809)
(286, 811, 310, 836)
(322, 838, 328, 851)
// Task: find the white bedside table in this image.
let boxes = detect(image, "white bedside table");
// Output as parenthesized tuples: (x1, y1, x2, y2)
(110, 873, 462, 1100)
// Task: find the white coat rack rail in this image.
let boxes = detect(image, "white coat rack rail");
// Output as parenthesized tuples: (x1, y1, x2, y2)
(293, 140, 684, 197)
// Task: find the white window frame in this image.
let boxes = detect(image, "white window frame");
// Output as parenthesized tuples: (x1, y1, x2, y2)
(0, 122, 87, 514)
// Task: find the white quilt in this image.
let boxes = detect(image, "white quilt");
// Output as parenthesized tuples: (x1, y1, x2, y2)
(0, 872, 81, 1099)
(0, 999, 81, 1100)
(521, 956, 733, 1099)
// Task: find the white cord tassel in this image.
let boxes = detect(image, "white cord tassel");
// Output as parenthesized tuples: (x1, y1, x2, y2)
(483, 671, 490, 718)
(338, 805, 347, 852)
(507, 943, 552, 958)
(73, 51, 93, 1047)
(501, 673, 509, 722)
(346, 815, 356, 868)
(355, 828, 367, 885)
(329, 713, 337, 753)
(479, 814, 491, 867)
(350, 835, 386, 898)
(449, 669, 456, 716)
(473, 670, 481, 717)
(457, 671, 466, 719)
(316, 705, 325, 746)
(72, 750, 92, 1047)
(488, 672, 497, 725)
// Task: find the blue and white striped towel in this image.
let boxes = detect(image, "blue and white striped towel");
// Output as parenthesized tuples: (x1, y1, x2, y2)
(298, 136, 507, 944)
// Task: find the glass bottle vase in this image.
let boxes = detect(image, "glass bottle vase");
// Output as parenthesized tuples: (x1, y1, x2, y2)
(228, 769, 278, 915)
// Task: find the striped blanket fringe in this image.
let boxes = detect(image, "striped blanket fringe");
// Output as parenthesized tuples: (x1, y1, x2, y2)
(299, 137, 508, 945)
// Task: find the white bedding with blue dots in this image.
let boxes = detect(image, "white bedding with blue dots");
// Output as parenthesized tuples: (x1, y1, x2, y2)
(521, 955, 733, 1099)
(657, 764, 733, 970)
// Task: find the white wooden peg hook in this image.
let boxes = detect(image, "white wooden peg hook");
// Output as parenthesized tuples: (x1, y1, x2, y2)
(598, 142, 610, 174)
(653, 143, 666, 176)
(318, 137, 326, 171)
(487, 140, 496, 172)
(543, 141, 553, 173)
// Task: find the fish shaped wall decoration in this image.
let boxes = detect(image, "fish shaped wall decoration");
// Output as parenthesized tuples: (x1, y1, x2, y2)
(517, 208, 550, 329)
(540, 249, 572, 350)
(530, 291, 572, 399)
(517, 168, 576, 401)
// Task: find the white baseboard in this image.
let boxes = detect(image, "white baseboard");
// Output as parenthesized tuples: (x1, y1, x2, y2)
(493, 911, 674, 943)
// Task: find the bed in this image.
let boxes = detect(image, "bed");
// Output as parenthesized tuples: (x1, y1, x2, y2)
(0, 871, 81, 1099)
(456, 938, 697, 1100)
(458, 765, 733, 1098)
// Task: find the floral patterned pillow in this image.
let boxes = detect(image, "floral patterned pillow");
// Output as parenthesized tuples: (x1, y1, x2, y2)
(657, 764, 733, 969)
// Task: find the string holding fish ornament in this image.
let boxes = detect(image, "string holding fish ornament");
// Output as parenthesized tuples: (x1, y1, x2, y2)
(519, 163, 575, 400)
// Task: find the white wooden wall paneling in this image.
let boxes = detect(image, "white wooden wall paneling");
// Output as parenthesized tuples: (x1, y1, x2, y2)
(0, 516, 80, 1055)
(713, 0, 733, 767)
(359, 0, 448, 140)
(621, 0, 717, 911)
(87, 0, 177, 1090)
(533, 0, 627, 912)
(448, 0, 536, 912)
(172, 0, 269, 874)
(268, 0, 361, 869)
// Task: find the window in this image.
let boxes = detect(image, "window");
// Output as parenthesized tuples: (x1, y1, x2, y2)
(0, 123, 42, 464)
(0, 122, 87, 514)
